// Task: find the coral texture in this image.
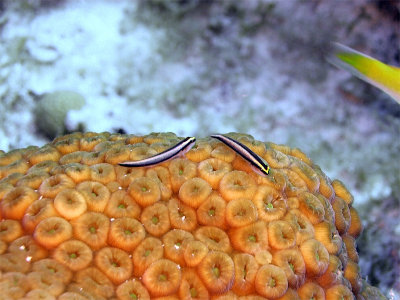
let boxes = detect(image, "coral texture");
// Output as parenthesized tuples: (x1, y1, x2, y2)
(0, 132, 365, 299)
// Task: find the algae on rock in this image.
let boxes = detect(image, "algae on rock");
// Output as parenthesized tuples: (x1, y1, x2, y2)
(34, 90, 85, 139)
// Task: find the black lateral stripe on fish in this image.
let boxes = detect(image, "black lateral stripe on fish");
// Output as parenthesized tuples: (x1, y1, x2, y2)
(210, 134, 270, 176)
(119, 137, 196, 167)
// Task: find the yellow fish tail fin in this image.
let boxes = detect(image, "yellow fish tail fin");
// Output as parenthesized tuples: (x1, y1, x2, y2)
(328, 42, 400, 105)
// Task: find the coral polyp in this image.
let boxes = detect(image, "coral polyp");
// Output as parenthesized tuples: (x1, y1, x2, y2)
(0, 132, 367, 298)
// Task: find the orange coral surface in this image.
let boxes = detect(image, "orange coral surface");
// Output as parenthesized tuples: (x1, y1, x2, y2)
(0, 132, 363, 299)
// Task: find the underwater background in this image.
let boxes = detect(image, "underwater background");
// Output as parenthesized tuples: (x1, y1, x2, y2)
(0, 0, 399, 298)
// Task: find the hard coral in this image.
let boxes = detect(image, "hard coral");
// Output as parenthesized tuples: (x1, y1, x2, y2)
(0, 132, 366, 299)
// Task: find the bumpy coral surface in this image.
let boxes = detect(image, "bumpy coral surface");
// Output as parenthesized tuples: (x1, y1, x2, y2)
(0, 132, 364, 299)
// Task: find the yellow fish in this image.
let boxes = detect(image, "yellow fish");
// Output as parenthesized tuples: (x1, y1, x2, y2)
(329, 42, 400, 104)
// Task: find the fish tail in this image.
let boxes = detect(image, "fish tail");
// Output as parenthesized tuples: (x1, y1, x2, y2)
(327, 42, 400, 104)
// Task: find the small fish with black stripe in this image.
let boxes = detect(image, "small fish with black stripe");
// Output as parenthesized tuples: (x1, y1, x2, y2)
(119, 136, 196, 167)
(210, 134, 270, 176)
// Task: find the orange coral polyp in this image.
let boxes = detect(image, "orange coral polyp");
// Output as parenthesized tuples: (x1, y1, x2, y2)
(16, 171, 50, 189)
(1, 186, 39, 220)
(63, 163, 91, 183)
(72, 212, 110, 250)
(34, 216, 73, 249)
(108, 217, 146, 252)
(58, 291, 89, 299)
(197, 193, 227, 228)
(128, 177, 161, 207)
(104, 189, 141, 219)
(195, 226, 232, 253)
(232, 253, 259, 295)
(142, 258, 182, 297)
(198, 158, 232, 190)
(28, 146, 61, 165)
(179, 268, 210, 299)
(146, 166, 172, 200)
(53, 239, 93, 271)
(225, 198, 258, 227)
(290, 148, 313, 166)
(178, 177, 212, 208)
(314, 166, 335, 201)
(89, 163, 116, 184)
(54, 188, 87, 219)
(0, 149, 23, 166)
(219, 170, 257, 201)
(263, 148, 291, 169)
(25, 289, 58, 299)
(94, 246, 133, 284)
(105, 145, 131, 165)
(230, 221, 268, 255)
(0, 240, 6, 254)
(26, 271, 65, 296)
(0, 132, 365, 299)
(74, 266, 114, 298)
(0, 252, 30, 273)
(210, 144, 236, 163)
(272, 248, 306, 289)
(39, 174, 75, 198)
(284, 209, 315, 245)
(141, 202, 171, 237)
(0, 182, 13, 201)
(79, 136, 106, 152)
(297, 282, 325, 300)
(313, 221, 343, 255)
(132, 237, 164, 277)
(27, 159, 58, 174)
(298, 192, 325, 225)
(268, 220, 296, 250)
(344, 260, 362, 294)
(182, 239, 209, 267)
(197, 251, 235, 294)
(8, 235, 48, 262)
(276, 288, 301, 300)
(0, 219, 24, 243)
(1, 272, 29, 296)
(116, 279, 150, 300)
(290, 158, 320, 192)
(299, 239, 329, 277)
(316, 254, 343, 288)
(332, 197, 351, 235)
(168, 198, 197, 231)
(115, 164, 145, 188)
(253, 185, 287, 222)
(168, 158, 197, 193)
(32, 258, 73, 284)
(81, 150, 106, 166)
(129, 145, 157, 161)
(163, 229, 194, 266)
(342, 234, 359, 263)
(332, 179, 354, 206)
(186, 142, 212, 162)
(348, 207, 363, 238)
(325, 284, 354, 300)
(77, 181, 110, 213)
(281, 169, 308, 195)
(59, 151, 85, 165)
(255, 264, 288, 299)
(22, 197, 58, 233)
(54, 137, 80, 155)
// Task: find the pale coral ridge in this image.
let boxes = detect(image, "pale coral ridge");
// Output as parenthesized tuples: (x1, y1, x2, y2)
(0, 132, 364, 299)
